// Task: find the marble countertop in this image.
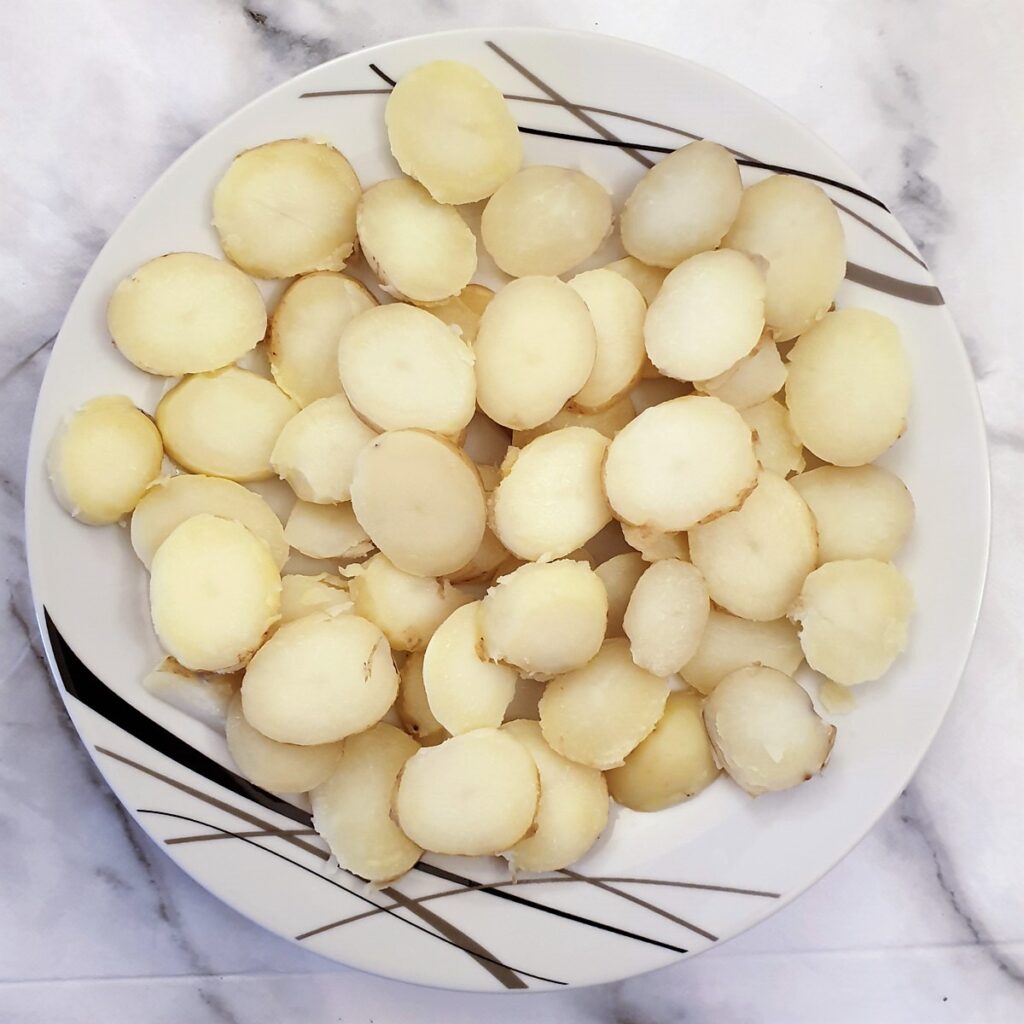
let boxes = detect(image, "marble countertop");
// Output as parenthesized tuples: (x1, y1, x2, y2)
(2, 1, 1022, 1021)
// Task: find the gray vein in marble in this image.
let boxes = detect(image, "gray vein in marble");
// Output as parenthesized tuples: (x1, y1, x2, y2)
(242, 4, 337, 71)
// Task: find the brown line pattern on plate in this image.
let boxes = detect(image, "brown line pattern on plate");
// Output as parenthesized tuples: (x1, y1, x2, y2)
(845, 262, 944, 304)
(166, 827, 318, 845)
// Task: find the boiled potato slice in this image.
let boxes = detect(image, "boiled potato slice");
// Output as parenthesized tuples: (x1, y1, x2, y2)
(418, 284, 494, 344)
(397, 650, 447, 746)
(630, 376, 693, 414)
(604, 256, 669, 305)
(226, 693, 344, 794)
(348, 553, 471, 651)
(620, 141, 742, 268)
(350, 430, 486, 577)
(481, 560, 608, 679)
(268, 272, 376, 407)
(645, 249, 765, 382)
(723, 174, 845, 341)
(680, 610, 803, 694)
(385, 60, 522, 205)
(510, 396, 634, 447)
(395, 728, 539, 855)
(48, 396, 163, 525)
(279, 573, 351, 623)
(539, 639, 669, 770)
(790, 464, 914, 563)
(357, 177, 476, 302)
(337, 304, 475, 435)
(481, 166, 613, 277)
(595, 552, 647, 637)
(311, 723, 422, 882)
(621, 524, 690, 563)
(606, 692, 719, 811)
(150, 514, 281, 673)
(820, 680, 856, 715)
(142, 657, 239, 731)
(603, 396, 757, 531)
(503, 719, 608, 872)
(131, 473, 288, 569)
(446, 526, 511, 585)
(107, 253, 266, 376)
(475, 276, 597, 430)
(422, 601, 517, 733)
(271, 393, 378, 504)
(156, 367, 298, 482)
(790, 559, 913, 685)
(242, 611, 397, 744)
(624, 560, 710, 677)
(786, 309, 911, 466)
(568, 269, 647, 412)
(213, 138, 361, 278)
(503, 677, 546, 723)
(284, 500, 373, 561)
(689, 471, 817, 621)
(741, 397, 805, 478)
(696, 338, 786, 410)
(703, 666, 835, 795)
(491, 427, 612, 561)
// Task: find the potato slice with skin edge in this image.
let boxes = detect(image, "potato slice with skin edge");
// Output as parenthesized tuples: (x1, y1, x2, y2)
(603, 396, 758, 532)
(790, 559, 913, 686)
(268, 272, 377, 408)
(285, 501, 373, 561)
(742, 397, 806, 478)
(510, 396, 634, 447)
(142, 657, 239, 732)
(790, 464, 914, 563)
(107, 253, 266, 376)
(475, 276, 597, 431)
(242, 611, 398, 745)
(539, 639, 669, 770)
(481, 166, 613, 278)
(423, 602, 518, 733)
(603, 256, 669, 305)
(595, 552, 647, 637)
(337, 304, 476, 436)
(385, 60, 522, 205)
(156, 367, 298, 483)
(351, 430, 486, 578)
(49, 396, 163, 526)
(606, 691, 720, 812)
(418, 284, 494, 344)
(689, 471, 817, 622)
(696, 338, 787, 410)
(397, 650, 448, 746)
(279, 573, 351, 624)
(150, 514, 281, 673)
(703, 666, 836, 796)
(624, 560, 710, 677)
(503, 719, 609, 872)
(481, 560, 608, 679)
(270, 393, 379, 504)
(395, 728, 539, 856)
(213, 138, 361, 279)
(785, 309, 911, 467)
(621, 524, 690, 563)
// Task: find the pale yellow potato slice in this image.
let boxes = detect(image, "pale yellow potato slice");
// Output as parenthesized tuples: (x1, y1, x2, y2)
(107, 253, 266, 376)
(350, 430, 486, 577)
(595, 552, 647, 637)
(503, 719, 608, 872)
(481, 166, 613, 277)
(279, 573, 351, 624)
(696, 338, 786, 410)
(213, 138, 361, 278)
(790, 559, 913, 686)
(142, 657, 239, 731)
(741, 397, 806, 478)
(397, 650, 447, 746)
(385, 60, 522, 205)
(48, 396, 163, 526)
(621, 524, 690, 563)
(418, 284, 494, 344)
(820, 680, 856, 715)
(475, 276, 597, 430)
(539, 639, 669, 770)
(503, 677, 546, 723)
(395, 728, 539, 855)
(511, 396, 635, 447)
(603, 256, 669, 304)
(629, 375, 693, 414)
(284, 500, 373, 561)
(786, 309, 911, 466)
(703, 666, 836, 795)
(603, 396, 757, 531)
(150, 514, 281, 673)
(606, 691, 720, 811)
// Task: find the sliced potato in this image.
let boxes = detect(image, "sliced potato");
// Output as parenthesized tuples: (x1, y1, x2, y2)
(689, 471, 817, 621)
(603, 256, 669, 304)
(503, 677, 546, 723)
(629, 376, 693, 414)
(284, 500, 373, 561)
(481, 560, 608, 679)
(820, 679, 856, 715)
(595, 552, 647, 637)
(395, 728, 539, 855)
(481, 166, 613, 277)
(279, 573, 351, 623)
(397, 650, 447, 745)
(790, 559, 913, 686)
(539, 639, 669, 770)
(475, 276, 597, 430)
(503, 719, 608, 872)
(696, 338, 786, 410)
(621, 524, 690, 563)
(606, 691, 719, 811)
(511, 396, 635, 447)
(350, 430, 486, 577)
(741, 397, 805, 478)
(142, 657, 239, 731)
(150, 514, 281, 672)
(213, 138, 361, 278)
(603, 396, 757, 531)
(107, 253, 266, 376)
(156, 367, 298, 482)
(48, 396, 163, 526)
(417, 284, 494, 344)
(703, 666, 836, 795)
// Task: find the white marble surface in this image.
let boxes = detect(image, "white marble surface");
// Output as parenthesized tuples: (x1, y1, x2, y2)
(2, 1, 1022, 1020)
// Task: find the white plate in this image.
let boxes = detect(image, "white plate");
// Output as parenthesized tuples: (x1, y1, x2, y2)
(25, 27, 989, 992)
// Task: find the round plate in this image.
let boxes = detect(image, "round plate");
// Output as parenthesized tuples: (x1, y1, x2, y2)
(25, 27, 989, 992)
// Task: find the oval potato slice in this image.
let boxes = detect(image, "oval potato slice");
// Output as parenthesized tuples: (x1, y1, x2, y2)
(279, 573, 351, 624)
(397, 650, 447, 746)
(419, 284, 494, 344)
(603, 256, 669, 305)
(595, 552, 647, 637)
(696, 338, 787, 410)
(284, 500, 373, 561)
